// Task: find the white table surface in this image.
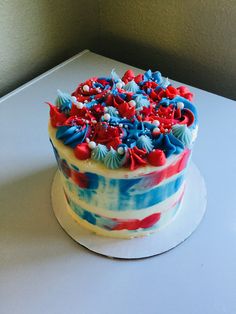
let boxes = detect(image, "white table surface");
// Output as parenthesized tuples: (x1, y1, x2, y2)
(1, 50, 236, 314)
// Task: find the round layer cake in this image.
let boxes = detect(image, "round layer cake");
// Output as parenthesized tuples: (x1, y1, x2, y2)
(48, 69, 198, 238)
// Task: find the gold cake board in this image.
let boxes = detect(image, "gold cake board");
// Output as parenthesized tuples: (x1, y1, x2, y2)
(51, 163, 207, 259)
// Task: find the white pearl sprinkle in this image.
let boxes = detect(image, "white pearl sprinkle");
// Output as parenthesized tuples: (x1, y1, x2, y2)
(153, 120, 160, 126)
(119, 123, 123, 128)
(165, 128, 169, 132)
(83, 85, 90, 92)
(76, 102, 84, 109)
(116, 82, 123, 89)
(103, 113, 111, 121)
(153, 127, 160, 134)
(177, 102, 184, 110)
(86, 138, 90, 143)
(88, 141, 96, 149)
(117, 147, 125, 155)
(71, 96, 77, 103)
(104, 107, 108, 112)
(129, 100, 136, 107)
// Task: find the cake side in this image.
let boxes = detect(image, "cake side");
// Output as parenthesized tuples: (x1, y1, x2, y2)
(50, 125, 190, 238)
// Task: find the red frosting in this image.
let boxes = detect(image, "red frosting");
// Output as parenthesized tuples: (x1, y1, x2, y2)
(48, 103, 67, 127)
(147, 149, 166, 167)
(74, 143, 91, 160)
(122, 70, 135, 84)
(112, 212, 161, 231)
(91, 123, 122, 149)
(71, 171, 89, 188)
(128, 147, 147, 170)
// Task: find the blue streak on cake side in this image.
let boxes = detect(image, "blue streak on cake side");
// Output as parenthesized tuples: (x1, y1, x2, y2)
(65, 190, 183, 232)
(51, 139, 186, 211)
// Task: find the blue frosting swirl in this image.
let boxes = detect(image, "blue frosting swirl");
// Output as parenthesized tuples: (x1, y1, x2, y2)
(172, 124, 192, 147)
(153, 133, 184, 157)
(123, 80, 139, 93)
(91, 144, 108, 161)
(105, 106, 120, 117)
(104, 148, 122, 169)
(134, 95, 150, 110)
(171, 96, 198, 129)
(136, 135, 153, 152)
(56, 125, 88, 148)
(56, 90, 72, 113)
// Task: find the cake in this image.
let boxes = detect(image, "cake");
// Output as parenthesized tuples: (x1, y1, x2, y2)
(48, 69, 198, 238)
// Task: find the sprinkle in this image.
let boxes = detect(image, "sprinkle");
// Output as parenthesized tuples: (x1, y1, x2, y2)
(71, 96, 77, 103)
(177, 102, 184, 110)
(117, 147, 124, 155)
(153, 120, 160, 126)
(88, 141, 96, 149)
(76, 102, 84, 109)
(129, 100, 136, 107)
(153, 127, 160, 134)
(86, 138, 90, 143)
(116, 82, 123, 89)
(83, 85, 90, 92)
(103, 113, 111, 121)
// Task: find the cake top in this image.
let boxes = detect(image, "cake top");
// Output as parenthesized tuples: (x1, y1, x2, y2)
(48, 69, 198, 170)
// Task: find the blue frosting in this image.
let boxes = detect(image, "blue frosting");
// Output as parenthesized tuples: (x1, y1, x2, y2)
(143, 69, 163, 84)
(111, 69, 121, 82)
(134, 95, 150, 110)
(64, 170, 185, 211)
(104, 148, 122, 169)
(123, 80, 139, 93)
(172, 124, 192, 147)
(136, 135, 153, 152)
(171, 96, 198, 129)
(153, 133, 184, 157)
(160, 77, 170, 89)
(158, 97, 175, 107)
(56, 90, 72, 114)
(51, 144, 187, 211)
(85, 100, 97, 109)
(105, 106, 120, 117)
(122, 120, 154, 147)
(56, 125, 88, 148)
(91, 144, 108, 161)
